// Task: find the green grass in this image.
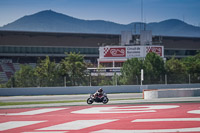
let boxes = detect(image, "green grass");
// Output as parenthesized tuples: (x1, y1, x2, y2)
(111, 98, 142, 101)
(0, 98, 199, 106)
(0, 100, 85, 106)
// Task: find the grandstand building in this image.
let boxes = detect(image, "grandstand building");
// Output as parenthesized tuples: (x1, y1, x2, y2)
(0, 30, 200, 82)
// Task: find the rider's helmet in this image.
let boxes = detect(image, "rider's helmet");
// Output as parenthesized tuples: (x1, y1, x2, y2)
(98, 88, 103, 92)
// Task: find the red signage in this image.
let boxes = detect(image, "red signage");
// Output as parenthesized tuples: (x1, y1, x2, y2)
(146, 46, 163, 56)
(104, 47, 126, 57)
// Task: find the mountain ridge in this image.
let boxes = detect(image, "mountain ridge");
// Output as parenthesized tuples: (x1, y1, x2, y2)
(1, 10, 200, 37)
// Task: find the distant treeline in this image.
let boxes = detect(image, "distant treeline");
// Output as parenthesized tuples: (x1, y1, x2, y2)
(1, 52, 200, 88)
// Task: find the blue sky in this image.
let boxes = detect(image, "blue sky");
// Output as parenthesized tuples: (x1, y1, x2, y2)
(0, 0, 200, 27)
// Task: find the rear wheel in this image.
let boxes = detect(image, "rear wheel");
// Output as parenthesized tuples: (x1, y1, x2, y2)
(87, 98, 93, 104)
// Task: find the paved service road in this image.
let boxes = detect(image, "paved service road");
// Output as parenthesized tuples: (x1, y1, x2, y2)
(0, 93, 143, 103)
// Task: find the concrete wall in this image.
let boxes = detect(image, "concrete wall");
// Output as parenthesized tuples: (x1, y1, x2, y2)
(144, 88, 200, 99)
(0, 85, 141, 96)
(0, 84, 200, 96)
(139, 84, 200, 92)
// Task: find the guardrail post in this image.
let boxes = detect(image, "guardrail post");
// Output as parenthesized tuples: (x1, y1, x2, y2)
(165, 74, 167, 85)
(189, 74, 191, 84)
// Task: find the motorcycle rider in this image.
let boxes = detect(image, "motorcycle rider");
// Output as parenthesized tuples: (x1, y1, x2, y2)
(93, 88, 104, 99)
(87, 87, 108, 104)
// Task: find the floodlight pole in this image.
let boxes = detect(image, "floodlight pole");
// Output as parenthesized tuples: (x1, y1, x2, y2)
(189, 74, 191, 84)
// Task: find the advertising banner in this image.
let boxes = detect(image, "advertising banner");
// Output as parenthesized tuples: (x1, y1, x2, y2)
(99, 46, 164, 59)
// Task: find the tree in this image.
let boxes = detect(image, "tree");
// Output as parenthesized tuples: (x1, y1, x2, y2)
(13, 64, 37, 87)
(166, 57, 187, 83)
(35, 56, 60, 87)
(120, 58, 143, 85)
(143, 52, 165, 84)
(60, 52, 86, 86)
(182, 52, 200, 83)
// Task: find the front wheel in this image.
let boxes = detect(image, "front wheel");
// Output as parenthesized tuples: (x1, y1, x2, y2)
(103, 97, 109, 104)
(87, 98, 93, 104)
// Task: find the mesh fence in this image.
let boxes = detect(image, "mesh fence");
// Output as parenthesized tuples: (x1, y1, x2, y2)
(1, 73, 200, 87)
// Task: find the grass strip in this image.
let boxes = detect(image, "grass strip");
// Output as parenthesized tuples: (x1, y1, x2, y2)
(0, 98, 199, 106)
(0, 100, 85, 106)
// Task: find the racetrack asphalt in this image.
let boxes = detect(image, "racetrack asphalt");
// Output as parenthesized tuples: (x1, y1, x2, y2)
(0, 93, 200, 109)
(0, 93, 142, 103)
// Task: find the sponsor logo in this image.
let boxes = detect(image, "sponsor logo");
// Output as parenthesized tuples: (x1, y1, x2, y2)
(104, 47, 126, 57)
(146, 46, 163, 56)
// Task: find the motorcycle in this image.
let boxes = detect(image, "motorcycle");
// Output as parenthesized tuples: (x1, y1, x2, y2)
(87, 93, 109, 104)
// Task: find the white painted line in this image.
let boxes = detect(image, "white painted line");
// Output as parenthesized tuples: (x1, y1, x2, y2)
(92, 118, 200, 132)
(132, 118, 200, 122)
(0, 121, 45, 131)
(0, 108, 67, 115)
(188, 109, 200, 114)
(91, 127, 200, 133)
(72, 105, 179, 114)
(71, 107, 155, 114)
(22, 131, 68, 133)
(38, 119, 118, 130)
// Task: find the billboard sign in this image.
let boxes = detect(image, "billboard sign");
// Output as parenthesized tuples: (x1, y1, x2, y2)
(99, 46, 164, 59)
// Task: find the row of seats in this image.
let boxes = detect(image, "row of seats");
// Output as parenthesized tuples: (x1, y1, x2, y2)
(0, 63, 36, 83)
(0, 65, 3, 72)
(0, 46, 99, 55)
(0, 63, 16, 82)
(0, 72, 8, 82)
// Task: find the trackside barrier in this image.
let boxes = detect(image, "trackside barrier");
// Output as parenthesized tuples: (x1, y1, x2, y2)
(0, 84, 200, 96)
(0, 85, 141, 96)
(143, 88, 200, 99)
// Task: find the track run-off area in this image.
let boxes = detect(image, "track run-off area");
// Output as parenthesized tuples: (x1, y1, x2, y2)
(0, 103, 200, 133)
